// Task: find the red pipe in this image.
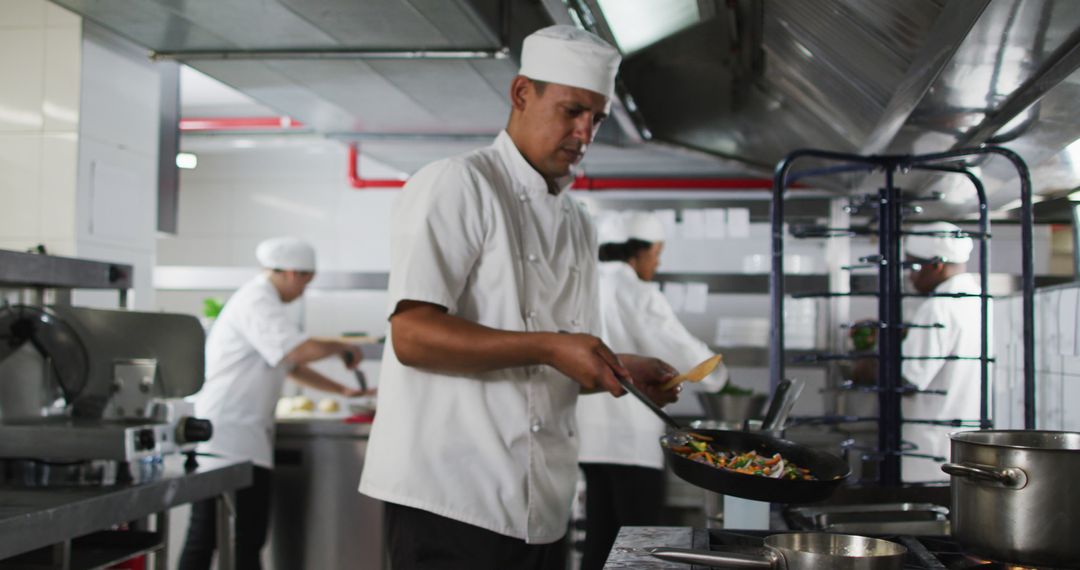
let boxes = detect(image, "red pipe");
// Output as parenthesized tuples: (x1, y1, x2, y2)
(348, 143, 408, 188)
(347, 143, 777, 191)
(180, 116, 305, 131)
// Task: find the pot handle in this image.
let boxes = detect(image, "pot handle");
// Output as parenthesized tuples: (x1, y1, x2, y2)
(941, 461, 1028, 489)
(649, 547, 777, 568)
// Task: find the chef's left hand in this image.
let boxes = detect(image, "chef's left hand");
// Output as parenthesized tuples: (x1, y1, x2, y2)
(341, 386, 377, 398)
(617, 354, 680, 406)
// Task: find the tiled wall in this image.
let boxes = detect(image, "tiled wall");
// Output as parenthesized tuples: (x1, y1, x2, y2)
(0, 0, 81, 256)
(0, 3, 162, 308)
(994, 284, 1080, 431)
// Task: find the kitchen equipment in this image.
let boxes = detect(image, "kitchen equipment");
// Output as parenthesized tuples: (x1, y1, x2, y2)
(697, 392, 767, 423)
(618, 374, 849, 503)
(942, 429, 1080, 567)
(785, 503, 950, 536)
(342, 350, 368, 391)
(613, 528, 1006, 569)
(760, 378, 804, 433)
(0, 250, 213, 486)
(650, 532, 908, 569)
(662, 429, 850, 503)
(662, 354, 723, 390)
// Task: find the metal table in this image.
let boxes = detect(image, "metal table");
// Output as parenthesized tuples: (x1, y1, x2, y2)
(0, 455, 251, 569)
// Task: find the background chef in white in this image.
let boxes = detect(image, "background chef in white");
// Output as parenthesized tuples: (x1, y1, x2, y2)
(852, 222, 983, 482)
(359, 26, 680, 570)
(576, 211, 728, 570)
(899, 222, 984, 482)
(180, 236, 369, 570)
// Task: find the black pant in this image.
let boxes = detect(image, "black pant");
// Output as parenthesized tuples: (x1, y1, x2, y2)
(385, 502, 567, 570)
(179, 465, 272, 570)
(579, 463, 665, 570)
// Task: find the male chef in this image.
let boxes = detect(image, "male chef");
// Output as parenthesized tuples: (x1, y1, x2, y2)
(360, 26, 679, 569)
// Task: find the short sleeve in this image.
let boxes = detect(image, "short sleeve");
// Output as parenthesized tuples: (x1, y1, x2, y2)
(232, 292, 308, 367)
(386, 160, 487, 318)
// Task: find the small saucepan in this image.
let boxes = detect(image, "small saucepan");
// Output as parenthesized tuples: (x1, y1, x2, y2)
(649, 532, 908, 569)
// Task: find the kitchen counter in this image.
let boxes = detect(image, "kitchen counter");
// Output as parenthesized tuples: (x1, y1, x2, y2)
(270, 416, 382, 570)
(275, 415, 373, 437)
(0, 454, 251, 562)
(603, 527, 694, 569)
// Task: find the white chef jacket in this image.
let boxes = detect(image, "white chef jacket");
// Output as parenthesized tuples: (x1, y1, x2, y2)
(577, 262, 723, 470)
(901, 272, 986, 482)
(194, 274, 307, 469)
(359, 131, 600, 544)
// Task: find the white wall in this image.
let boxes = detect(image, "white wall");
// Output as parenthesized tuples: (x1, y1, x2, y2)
(73, 24, 163, 309)
(0, 0, 81, 256)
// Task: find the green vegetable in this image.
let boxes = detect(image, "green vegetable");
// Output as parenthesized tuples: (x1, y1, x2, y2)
(202, 297, 224, 318)
(718, 383, 755, 397)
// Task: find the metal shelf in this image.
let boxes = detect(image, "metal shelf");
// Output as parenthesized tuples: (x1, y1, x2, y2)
(656, 273, 828, 294)
(0, 249, 132, 290)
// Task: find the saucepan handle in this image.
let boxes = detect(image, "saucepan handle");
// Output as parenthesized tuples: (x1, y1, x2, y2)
(649, 547, 777, 568)
(941, 462, 1028, 489)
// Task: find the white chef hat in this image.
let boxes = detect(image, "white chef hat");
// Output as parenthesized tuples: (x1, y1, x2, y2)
(904, 222, 973, 263)
(596, 211, 628, 244)
(519, 25, 622, 98)
(626, 211, 666, 242)
(256, 236, 316, 271)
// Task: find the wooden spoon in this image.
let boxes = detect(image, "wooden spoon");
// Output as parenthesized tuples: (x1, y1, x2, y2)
(661, 354, 723, 391)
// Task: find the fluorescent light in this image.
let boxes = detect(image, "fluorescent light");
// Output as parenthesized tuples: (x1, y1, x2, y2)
(597, 0, 700, 54)
(1069, 190, 1080, 202)
(176, 152, 198, 169)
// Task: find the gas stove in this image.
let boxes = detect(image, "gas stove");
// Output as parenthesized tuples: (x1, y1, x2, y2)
(691, 529, 1071, 570)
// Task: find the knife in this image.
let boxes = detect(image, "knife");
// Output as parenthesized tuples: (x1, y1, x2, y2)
(343, 351, 368, 392)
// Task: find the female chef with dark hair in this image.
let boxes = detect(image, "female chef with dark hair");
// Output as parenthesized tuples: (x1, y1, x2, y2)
(576, 211, 728, 570)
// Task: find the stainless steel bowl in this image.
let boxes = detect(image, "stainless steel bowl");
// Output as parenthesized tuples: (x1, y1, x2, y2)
(697, 392, 767, 422)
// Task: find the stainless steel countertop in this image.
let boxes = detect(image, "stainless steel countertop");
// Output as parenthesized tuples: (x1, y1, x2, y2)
(275, 417, 373, 437)
(603, 527, 693, 569)
(0, 455, 251, 561)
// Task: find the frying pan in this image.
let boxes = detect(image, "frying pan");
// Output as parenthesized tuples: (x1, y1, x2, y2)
(649, 532, 908, 569)
(616, 376, 850, 503)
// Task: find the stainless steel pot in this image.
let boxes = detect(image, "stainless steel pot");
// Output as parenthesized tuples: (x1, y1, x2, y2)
(942, 430, 1080, 567)
(649, 532, 908, 569)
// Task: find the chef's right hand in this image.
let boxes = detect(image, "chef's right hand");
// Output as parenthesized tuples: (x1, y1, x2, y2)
(340, 344, 363, 369)
(544, 333, 628, 397)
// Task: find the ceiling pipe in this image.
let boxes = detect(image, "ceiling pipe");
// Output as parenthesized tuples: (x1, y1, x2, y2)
(180, 116, 305, 131)
(348, 143, 407, 189)
(152, 48, 509, 62)
(347, 143, 776, 191)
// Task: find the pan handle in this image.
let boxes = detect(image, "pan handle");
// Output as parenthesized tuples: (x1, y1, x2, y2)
(941, 462, 1028, 489)
(649, 547, 777, 568)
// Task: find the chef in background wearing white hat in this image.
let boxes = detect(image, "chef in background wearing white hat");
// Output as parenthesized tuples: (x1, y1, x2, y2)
(180, 236, 369, 570)
(360, 26, 679, 570)
(852, 222, 982, 482)
(576, 211, 728, 570)
(900, 222, 983, 482)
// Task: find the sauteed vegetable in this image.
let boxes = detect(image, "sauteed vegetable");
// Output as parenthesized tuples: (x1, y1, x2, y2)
(666, 432, 817, 481)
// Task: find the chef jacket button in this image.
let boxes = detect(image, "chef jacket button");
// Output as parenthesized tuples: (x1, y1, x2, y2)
(527, 310, 537, 319)
(527, 254, 538, 262)
(518, 193, 529, 202)
(531, 422, 542, 433)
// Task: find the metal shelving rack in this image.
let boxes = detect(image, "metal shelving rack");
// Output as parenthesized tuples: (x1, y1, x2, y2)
(769, 147, 1036, 486)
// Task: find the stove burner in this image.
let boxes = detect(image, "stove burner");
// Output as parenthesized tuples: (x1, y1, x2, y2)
(695, 530, 1069, 570)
